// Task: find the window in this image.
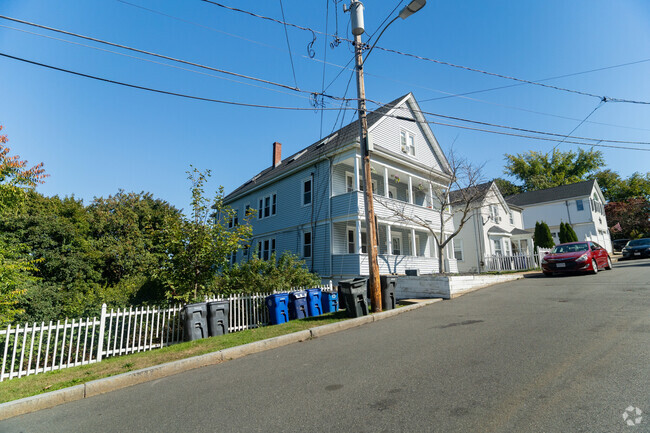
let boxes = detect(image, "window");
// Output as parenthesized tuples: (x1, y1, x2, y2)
(302, 178, 312, 206)
(257, 237, 276, 260)
(493, 239, 502, 255)
(303, 231, 312, 258)
(346, 172, 354, 193)
(258, 194, 277, 219)
(454, 239, 464, 261)
(576, 199, 584, 211)
(245, 204, 251, 218)
(230, 250, 237, 265)
(400, 130, 415, 156)
(359, 178, 377, 193)
(392, 233, 402, 255)
(360, 231, 367, 254)
(509, 211, 514, 224)
(347, 229, 355, 254)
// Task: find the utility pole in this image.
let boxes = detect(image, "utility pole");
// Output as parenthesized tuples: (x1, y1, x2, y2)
(350, 0, 381, 312)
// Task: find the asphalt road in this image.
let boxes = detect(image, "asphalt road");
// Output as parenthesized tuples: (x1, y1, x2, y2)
(3, 259, 649, 433)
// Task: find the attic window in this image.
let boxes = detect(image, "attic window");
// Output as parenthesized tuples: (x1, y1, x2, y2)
(316, 132, 338, 148)
(291, 149, 308, 162)
(400, 130, 415, 156)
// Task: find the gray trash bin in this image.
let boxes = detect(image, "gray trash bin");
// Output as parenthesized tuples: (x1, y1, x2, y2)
(207, 300, 230, 336)
(182, 302, 208, 341)
(339, 278, 369, 318)
(380, 275, 397, 310)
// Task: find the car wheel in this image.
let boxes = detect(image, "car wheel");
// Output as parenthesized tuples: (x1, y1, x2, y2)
(590, 259, 598, 274)
(605, 256, 612, 270)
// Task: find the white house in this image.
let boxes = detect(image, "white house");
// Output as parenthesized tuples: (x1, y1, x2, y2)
(223, 93, 458, 284)
(505, 179, 612, 253)
(450, 181, 534, 273)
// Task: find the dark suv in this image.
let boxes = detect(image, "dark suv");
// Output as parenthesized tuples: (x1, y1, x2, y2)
(612, 238, 630, 252)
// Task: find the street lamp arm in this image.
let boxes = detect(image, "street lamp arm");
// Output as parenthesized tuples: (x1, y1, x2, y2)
(362, 15, 399, 66)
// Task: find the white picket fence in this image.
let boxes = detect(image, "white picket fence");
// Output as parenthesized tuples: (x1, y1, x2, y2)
(483, 247, 552, 272)
(0, 283, 333, 382)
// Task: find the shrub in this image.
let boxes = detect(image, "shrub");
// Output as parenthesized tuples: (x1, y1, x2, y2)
(213, 252, 321, 295)
(534, 221, 555, 249)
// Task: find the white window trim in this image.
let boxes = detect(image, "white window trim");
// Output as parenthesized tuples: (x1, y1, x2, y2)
(347, 229, 356, 254)
(258, 193, 277, 219)
(301, 177, 313, 207)
(391, 232, 403, 256)
(345, 171, 355, 193)
(400, 129, 416, 157)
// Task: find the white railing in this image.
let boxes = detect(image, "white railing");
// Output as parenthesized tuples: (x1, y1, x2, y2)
(483, 253, 541, 272)
(0, 283, 333, 382)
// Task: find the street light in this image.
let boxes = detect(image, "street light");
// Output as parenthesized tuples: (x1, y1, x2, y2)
(349, 0, 426, 313)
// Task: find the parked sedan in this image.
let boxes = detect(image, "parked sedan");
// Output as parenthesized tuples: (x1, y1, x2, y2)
(542, 241, 612, 276)
(621, 238, 650, 260)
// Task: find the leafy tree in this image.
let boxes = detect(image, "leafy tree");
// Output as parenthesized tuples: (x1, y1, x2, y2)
(592, 169, 650, 202)
(493, 177, 522, 196)
(213, 252, 321, 295)
(161, 167, 253, 302)
(504, 148, 604, 192)
(0, 125, 47, 324)
(605, 198, 650, 239)
(534, 221, 554, 249)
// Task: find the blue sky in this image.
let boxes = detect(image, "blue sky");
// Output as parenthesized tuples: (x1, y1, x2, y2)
(1, 0, 649, 213)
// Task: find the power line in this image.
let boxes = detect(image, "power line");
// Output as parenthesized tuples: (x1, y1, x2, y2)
(0, 52, 358, 111)
(370, 101, 650, 146)
(195, 3, 650, 106)
(420, 57, 650, 102)
(0, 24, 313, 101)
(552, 100, 606, 150)
(278, 0, 299, 89)
(0, 14, 343, 100)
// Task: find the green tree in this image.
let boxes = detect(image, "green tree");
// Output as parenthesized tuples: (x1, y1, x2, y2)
(558, 222, 569, 244)
(161, 167, 253, 302)
(493, 177, 522, 196)
(214, 252, 321, 295)
(0, 125, 47, 324)
(592, 169, 650, 202)
(566, 224, 578, 242)
(606, 198, 650, 239)
(534, 221, 554, 249)
(504, 148, 604, 192)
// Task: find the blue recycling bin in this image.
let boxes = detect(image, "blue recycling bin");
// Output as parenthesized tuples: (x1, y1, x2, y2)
(306, 288, 322, 317)
(266, 293, 289, 325)
(321, 291, 339, 313)
(288, 290, 309, 320)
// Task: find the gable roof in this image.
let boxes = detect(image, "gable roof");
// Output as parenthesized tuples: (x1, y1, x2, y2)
(449, 181, 493, 204)
(224, 94, 408, 202)
(225, 93, 450, 202)
(505, 179, 598, 207)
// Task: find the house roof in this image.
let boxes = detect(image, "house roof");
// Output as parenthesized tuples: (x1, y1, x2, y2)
(448, 181, 494, 204)
(505, 179, 597, 207)
(224, 94, 411, 202)
(487, 226, 511, 235)
(511, 227, 532, 235)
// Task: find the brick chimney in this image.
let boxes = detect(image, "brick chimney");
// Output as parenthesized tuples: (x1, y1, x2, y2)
(272, 142, 282, 168)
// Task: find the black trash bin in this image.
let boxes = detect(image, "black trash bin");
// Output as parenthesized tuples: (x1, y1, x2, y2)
(182, 302, 208, 341)
(207, 300, 230, 336)
(339, 278, 369, 318)
(380, 275, 397, 310)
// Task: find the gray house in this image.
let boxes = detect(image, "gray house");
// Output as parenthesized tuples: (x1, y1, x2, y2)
(223, 94, 457, 283)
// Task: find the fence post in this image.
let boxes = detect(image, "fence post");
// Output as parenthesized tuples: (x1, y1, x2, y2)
(96, 303, 107, 363)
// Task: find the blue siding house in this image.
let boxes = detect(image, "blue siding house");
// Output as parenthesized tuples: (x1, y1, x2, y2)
(224, 94, 457, 283)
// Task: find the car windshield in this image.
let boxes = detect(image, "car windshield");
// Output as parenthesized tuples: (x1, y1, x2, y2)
(551, 243, 588, 254)
(627, 238, 650, 247)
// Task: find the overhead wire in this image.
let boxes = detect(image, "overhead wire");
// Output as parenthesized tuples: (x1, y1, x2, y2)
(0, 24, 313, 101)
(194, 3, 650, 105)
(278, 0, 299, 89)
(552, 99, 607, 150)
(0, 52, 357, 111)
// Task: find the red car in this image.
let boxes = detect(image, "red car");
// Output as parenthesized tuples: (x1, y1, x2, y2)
(542, 241, 612, 276)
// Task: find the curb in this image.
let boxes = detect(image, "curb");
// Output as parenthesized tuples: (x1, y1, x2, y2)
(0, 298, 442, 421)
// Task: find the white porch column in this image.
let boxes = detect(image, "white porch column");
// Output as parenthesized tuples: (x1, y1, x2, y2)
(408, 175, 413, 204)
(354, 155, 360, 191)
(356, 219, 362, 254)
(411, 228, 417, 256)
(428, 183, 434, 208)
(386, 225, 392, 255)
(383, 166, 389, 198)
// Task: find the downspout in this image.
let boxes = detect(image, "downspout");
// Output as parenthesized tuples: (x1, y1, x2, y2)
(310, 171, 315, 272)
(564, 200, 572, 224)
(328, 158, 333, 279)
(474, 208, 482, 273)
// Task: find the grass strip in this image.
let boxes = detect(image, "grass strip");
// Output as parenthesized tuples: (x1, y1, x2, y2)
(0, 311, 348, 404)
